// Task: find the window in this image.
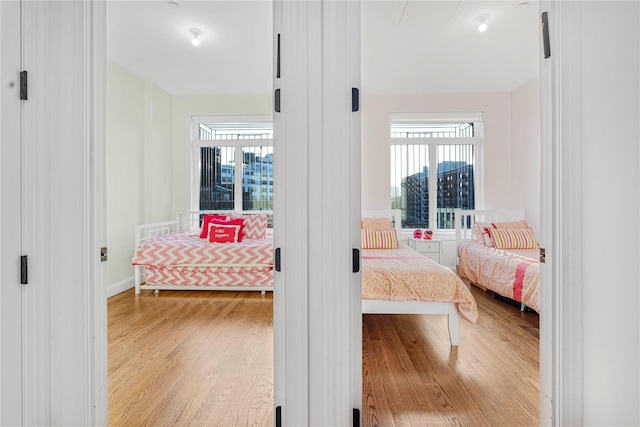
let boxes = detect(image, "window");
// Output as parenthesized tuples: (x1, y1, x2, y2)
(191, 116, 273, 211)
(390, 113, 482, 230)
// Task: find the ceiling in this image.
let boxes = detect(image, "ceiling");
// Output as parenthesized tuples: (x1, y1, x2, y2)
(107, 0, 540, 97)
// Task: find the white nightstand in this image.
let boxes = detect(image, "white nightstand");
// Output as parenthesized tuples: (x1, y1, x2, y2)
(408, 238, 442, 263)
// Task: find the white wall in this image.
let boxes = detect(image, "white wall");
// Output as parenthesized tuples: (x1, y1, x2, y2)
(511, 78, 541, 237)
(579, 2, 639, 424)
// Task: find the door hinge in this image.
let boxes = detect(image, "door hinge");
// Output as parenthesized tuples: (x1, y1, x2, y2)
(20, 71, 27, 100)
(276, 33, 281, 78)
(20, 255, 28, 284)
(275, 405, 282, 427)
(352, 248, 360, 273)
(100, 246, 108, 262)
(274, 247, 281, 272)
(541, 12, 550, 59)
(351, 88, 359, 112)
(353, 408, 360, 427)
(275, 88, 281, 113)
(540, 247, 546, 264)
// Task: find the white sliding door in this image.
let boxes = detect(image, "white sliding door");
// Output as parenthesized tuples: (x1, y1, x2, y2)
(273, 1, 362, 425)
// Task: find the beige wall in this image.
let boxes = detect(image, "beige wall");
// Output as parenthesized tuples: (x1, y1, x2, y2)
(106, 62, 173, 294)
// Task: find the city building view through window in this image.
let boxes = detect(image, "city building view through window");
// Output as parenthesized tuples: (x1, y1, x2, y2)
(390, 118, 480, 229)
(195, 119, 273, 212)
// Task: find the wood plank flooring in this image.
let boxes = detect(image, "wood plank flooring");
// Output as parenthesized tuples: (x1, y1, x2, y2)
(108, 285, 538, 426)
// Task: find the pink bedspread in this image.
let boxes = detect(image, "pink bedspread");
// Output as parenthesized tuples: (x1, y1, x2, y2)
(362, 245, 478, 323)
(457, 242, 539, 313)
(132, 232, 273, 268)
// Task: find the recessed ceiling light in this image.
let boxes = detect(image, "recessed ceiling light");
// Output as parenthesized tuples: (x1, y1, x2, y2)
(517, 2, 529, 8)
(167, 1, 180, 9)
(189, 28, 202, 46)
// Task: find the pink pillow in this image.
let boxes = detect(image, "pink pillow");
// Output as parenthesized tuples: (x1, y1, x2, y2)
(208, 224, 242, 243)
(361, 217, 393, 230)
(492, 220, 529, 229)
(199, 214, 227, 238)
(242, 214, 269, 240)
(210, 218, 245, 242)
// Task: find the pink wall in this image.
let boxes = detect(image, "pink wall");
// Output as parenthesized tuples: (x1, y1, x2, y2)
(361, 82, 541, 236)
(510, 78, 541, 236)
(361, 91, 514, 211)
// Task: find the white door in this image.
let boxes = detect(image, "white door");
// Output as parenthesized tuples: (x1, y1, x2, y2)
(273, 1, 362, 425)
(0, 1, 24, 424)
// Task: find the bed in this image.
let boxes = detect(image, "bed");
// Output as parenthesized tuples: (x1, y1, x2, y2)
(454, 209, 540, 313)
(361, 210, 478, 347)
(132, 210, 274, 295)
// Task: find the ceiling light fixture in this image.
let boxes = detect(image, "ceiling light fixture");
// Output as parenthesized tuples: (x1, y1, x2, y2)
(189, 28, 202, 46)
(476, 14, 490, 32)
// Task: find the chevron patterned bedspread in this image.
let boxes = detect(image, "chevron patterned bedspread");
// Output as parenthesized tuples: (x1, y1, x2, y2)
(132, 231, 273, 268)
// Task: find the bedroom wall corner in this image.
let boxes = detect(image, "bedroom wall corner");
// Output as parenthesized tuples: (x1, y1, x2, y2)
(106, 62, 145, 289)
(510, 78, 541, 236)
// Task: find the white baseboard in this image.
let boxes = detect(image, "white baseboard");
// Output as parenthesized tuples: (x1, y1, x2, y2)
(107, 277, 134, 298)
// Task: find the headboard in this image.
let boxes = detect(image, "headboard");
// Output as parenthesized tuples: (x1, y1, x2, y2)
(177, 210, 274, 232)
(361, 209, 402, 231)
(454, 208, 526, 245)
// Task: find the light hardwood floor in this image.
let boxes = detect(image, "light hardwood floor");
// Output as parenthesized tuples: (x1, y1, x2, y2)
(108, 286, 538, 426)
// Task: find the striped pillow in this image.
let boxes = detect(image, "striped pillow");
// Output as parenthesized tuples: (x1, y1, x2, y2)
(361, 229, 399, 249)
(489, 228, 537, 249)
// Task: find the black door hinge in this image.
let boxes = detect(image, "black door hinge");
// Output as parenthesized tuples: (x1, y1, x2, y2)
(20, 255, 28, 284)
(275, 89, 281, 113)
(540, 247, 546, 264)
(351, 88, 359, 112)
(352, 248, 360, 273)
(353, 408, 360, 427)
(275, 405, 282, 427)
(20, 71, 28, 100)
(276, 33, 281, 78)
(541, 12, 550, 59)
(274, 248, 281, 272)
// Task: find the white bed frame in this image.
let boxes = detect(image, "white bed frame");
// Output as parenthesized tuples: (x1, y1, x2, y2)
(134, 210, 274, 295)
(360, 209, 461, 347)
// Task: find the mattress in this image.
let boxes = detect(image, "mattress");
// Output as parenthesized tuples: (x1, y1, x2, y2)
(457, 241, 540, 313)
(362, 244, 478, 322)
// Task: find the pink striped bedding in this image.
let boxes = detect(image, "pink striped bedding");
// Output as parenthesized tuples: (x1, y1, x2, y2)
(143, 265, 273, 288)
(132, 232, 273, 288)
(457, 242, 539, 313)
(362, 245, 478, 322)
(132, 232, 273, 268)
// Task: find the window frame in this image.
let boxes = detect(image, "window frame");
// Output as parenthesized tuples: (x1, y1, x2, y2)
(190, 115, 274, 212)
(389, 113, 485, 232)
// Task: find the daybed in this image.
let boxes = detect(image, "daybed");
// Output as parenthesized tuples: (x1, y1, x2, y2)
(454, 209, 540, 313)
(361, 210, 478, 347)
(132, 211, 273, 295)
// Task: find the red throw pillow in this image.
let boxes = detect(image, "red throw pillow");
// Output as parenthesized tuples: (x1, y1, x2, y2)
(208, 224, 242, 243)
(199, 214, 227, 238)
(210, 217, 245, 242)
